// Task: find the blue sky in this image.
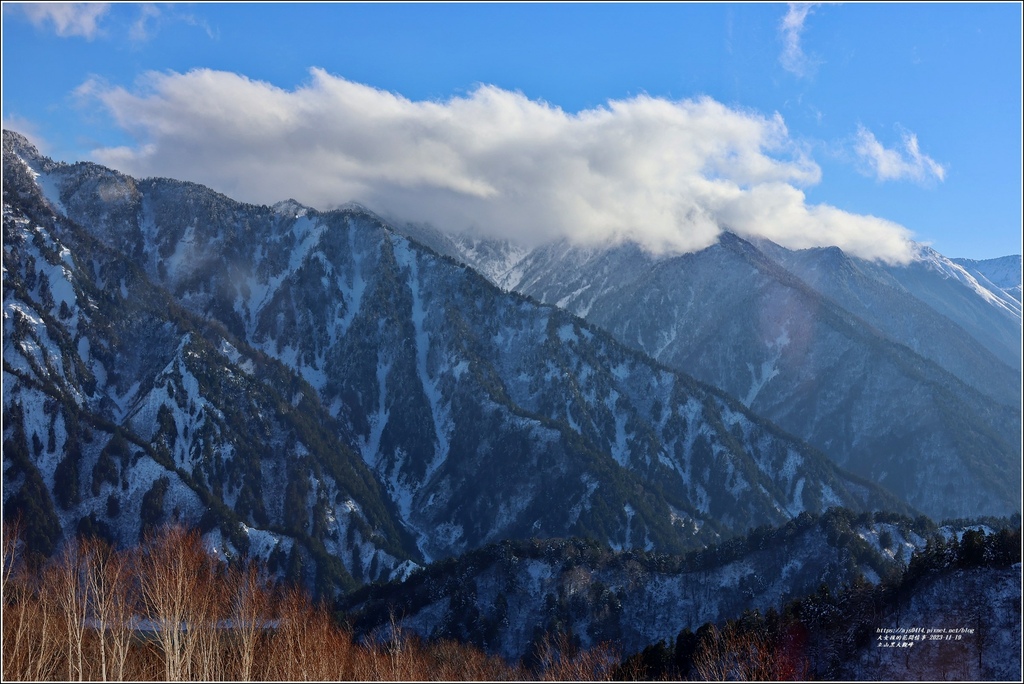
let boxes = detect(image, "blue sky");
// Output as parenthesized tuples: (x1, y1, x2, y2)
(2, 3, 1021, 260)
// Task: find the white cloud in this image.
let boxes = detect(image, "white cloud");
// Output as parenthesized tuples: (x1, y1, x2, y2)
(780, 3, 821, 77)
(854, 125, 946, 184)
(82, 67, 919, 264)
(17, 2, 110, 39)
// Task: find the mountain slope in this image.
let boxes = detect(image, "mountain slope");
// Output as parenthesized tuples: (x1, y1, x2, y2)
(752, 239, 1021, 403)
(953, 255, 1023, 305)
(3, 135, 419, 592)
(343, 515, 1020, 677)
(447, 232, 1021, 520)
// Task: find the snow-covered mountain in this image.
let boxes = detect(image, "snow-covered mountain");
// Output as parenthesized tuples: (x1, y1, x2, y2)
(437, 232, 1021, 520)
(2, 161, 418, 593)
(3, 130, 907, 578)
(4, 126, 917, 577)
(6, 133, 913, 565)
(953, 255, 1023, 305)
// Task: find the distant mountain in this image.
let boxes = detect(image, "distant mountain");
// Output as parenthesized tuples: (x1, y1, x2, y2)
(752, 239, 1022, 393)
(4, 130, 906, 579)
(953, 255, 1023, 305)
(436, 232, 1021, 520)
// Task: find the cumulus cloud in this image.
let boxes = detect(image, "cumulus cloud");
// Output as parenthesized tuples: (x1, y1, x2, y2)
(17, 2, 110, 39)
(81, 67, 919, 263)
(854, 125, 946, 184)
(779, 3, 821, 77)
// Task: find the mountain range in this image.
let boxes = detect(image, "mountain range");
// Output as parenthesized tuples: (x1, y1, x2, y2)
(4, 130, 924, 590)
(2, 127, 1020, 607)
(400, 217, 1022, 521)
(4, 127, 1019, 679)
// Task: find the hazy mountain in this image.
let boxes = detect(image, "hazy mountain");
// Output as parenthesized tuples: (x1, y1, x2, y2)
(438, 233, 1021, 520)
(953, 255, 1023, 305)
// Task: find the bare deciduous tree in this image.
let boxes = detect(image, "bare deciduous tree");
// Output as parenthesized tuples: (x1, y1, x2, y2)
(46, 539, 89, 681)
(268, 585, 348, 680)
(693, 621, 809, 681)
(226, 560, 274, 681)
(134, 525, 218, 681)
(81, 537, 134, 681)
(535, 630, 619, 681)
(3, 521, 61, 681)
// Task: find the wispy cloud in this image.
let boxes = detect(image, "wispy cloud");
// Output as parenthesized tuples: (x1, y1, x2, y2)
(180, 12, 218, 40)
(16, 2, 110, 39)
(12, 3, 213, 44)
(128, 4, 162, 43)
(854, 125, 947, 184)
(780, 3, 821, 78)
(81, 68, 919, 263)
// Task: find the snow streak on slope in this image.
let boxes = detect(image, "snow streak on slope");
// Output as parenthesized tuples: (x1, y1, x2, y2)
(336, 221, 367, 335)
(953, 254, 1023, 305)
(918, 247, 1021, 317)
(393, 236, 451, 484)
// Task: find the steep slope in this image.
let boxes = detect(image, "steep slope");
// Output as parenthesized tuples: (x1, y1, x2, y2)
(451, 233, 1021, 520)
(874, 248, 1019, 370)
(393, 220, 530, 286)
(3, 138, 419, 592)
(4, 130, 907, 566)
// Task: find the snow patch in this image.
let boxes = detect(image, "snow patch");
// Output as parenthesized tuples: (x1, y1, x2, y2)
(611, 363, 630, 380)
(556, 284, 591, 309)
(31, 168, 67, 216)
(743, 331, 788, 407)
(791, 478, 806, 513)
(358, 355, 391, 468)
(334, 220, 367, 336)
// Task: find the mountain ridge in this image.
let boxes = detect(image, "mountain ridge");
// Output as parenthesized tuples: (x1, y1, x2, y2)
(417, 219, 1021, 519)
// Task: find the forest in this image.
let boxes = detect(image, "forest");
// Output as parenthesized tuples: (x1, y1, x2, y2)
(4, 518, 1019, 681)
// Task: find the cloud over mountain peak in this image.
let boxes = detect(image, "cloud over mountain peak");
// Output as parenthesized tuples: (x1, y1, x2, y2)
(84, 67, 918, 263)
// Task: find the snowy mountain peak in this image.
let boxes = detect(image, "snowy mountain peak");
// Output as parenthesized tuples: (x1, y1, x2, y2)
(271, 198, 309, 217)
